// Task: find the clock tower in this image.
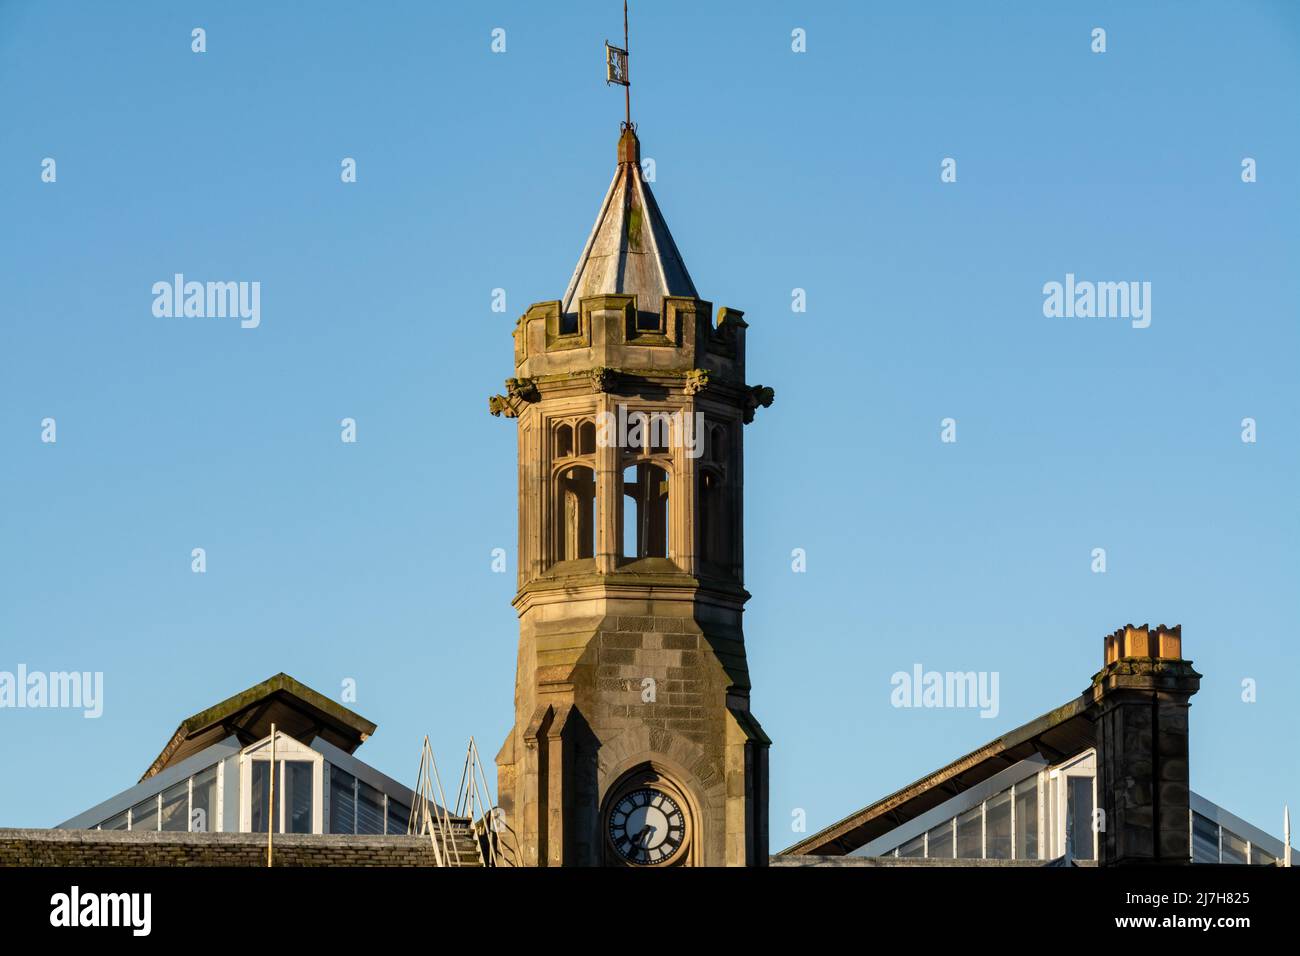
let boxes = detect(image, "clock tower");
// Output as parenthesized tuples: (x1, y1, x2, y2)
(488, 121, 773, 866)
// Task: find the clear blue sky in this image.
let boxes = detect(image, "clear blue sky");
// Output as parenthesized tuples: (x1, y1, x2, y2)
(1, 0, 1297, 844)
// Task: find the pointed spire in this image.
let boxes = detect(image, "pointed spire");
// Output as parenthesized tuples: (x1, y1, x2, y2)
(561, 128, 697, 318)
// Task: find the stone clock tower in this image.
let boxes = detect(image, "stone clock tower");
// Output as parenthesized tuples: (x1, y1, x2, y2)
(488, 124, 773, 866)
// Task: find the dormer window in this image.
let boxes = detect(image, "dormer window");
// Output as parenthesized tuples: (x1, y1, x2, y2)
(239, 732, 323, 835)
(250, 759, 314, 834)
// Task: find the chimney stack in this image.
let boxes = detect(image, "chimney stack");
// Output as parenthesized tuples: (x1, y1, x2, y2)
(1088, 624, 1201, 866)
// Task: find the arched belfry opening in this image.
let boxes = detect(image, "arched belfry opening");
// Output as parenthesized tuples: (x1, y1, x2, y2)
(698, 422, 734, 576)
(622, 462, 670, 561)
(550, 418, 598, 565)
(698, 467, 727, 569)
(557, 464, 595, 562)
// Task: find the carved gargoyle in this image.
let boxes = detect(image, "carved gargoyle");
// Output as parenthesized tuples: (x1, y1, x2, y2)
(505, 377, 539, 403)
(490, 376, 540, 418)
(488, 394, 518, 418)
(743, 384, 775, 423)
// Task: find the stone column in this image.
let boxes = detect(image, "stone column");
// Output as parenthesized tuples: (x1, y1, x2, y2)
(595, 392, 620, 574)
(545, 706, 569, 867)
(520, 704, 554, 868)
(1088, 624, 1201, 866)
(678, 396, 699, 576)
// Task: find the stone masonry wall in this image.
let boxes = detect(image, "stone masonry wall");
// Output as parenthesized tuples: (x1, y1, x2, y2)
(594, 617, 714, 747)
(0, 829, 440, 867)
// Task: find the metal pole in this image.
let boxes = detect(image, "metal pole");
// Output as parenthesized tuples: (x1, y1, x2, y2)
(1285, 805, 1292, 867)
(623, 0, 630, 127)
(429, 751, 461, 866)
(415, 736, 446, 868)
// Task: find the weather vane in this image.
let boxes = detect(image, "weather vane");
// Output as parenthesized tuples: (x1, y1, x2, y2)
(605, 0, 631, 129)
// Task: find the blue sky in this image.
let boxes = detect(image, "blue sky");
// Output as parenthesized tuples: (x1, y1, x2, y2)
(1, 0, 1297, 844)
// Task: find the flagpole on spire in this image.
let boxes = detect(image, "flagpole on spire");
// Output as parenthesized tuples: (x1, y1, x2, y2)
(606, 2, 633, 132)
(623, 0, 631, 129)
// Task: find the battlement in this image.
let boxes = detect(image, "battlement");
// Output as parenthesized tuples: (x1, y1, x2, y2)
(510, 295, 747, 382)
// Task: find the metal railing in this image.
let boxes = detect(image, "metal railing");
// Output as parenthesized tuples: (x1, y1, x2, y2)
(454, 736, 501, 867)
(407, 735, 462, 867)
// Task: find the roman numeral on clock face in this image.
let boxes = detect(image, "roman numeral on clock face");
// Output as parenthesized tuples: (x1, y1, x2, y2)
(608, 787, 685, 864)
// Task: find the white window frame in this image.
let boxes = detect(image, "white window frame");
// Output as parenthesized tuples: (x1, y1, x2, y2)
(120, 762, 223, 833)
(1048, 750, 1097, 861)
(325, 763, 410, 835)
(128, 794, 159, 832)
(238, 732, 324, 834)
(1011, 773, 1044, 861)
(854, 755, 1049, 860)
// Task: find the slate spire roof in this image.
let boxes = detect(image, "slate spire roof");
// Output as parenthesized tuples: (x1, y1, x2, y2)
(561, 128, 698, 317)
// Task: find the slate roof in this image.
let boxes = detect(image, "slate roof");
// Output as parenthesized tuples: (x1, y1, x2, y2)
(781, 692, 1097, 856)
(561, 128, 698, 319)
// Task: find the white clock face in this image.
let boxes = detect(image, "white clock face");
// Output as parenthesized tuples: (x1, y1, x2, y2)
(608, 788, 686, 865)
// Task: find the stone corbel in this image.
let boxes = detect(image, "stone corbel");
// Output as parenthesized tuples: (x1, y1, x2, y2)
(589, 366, 616, 393)
(684, 368, 710, 396)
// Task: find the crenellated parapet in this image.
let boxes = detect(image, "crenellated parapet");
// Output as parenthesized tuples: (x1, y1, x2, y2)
(509, 295, 747, 384)
(492, 296, 775, 426)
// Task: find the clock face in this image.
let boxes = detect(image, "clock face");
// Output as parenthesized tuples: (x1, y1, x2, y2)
(608, 788, 686, 865)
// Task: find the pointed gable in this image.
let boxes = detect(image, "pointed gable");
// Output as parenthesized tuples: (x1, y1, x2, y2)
(140, 673, 376, 782)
